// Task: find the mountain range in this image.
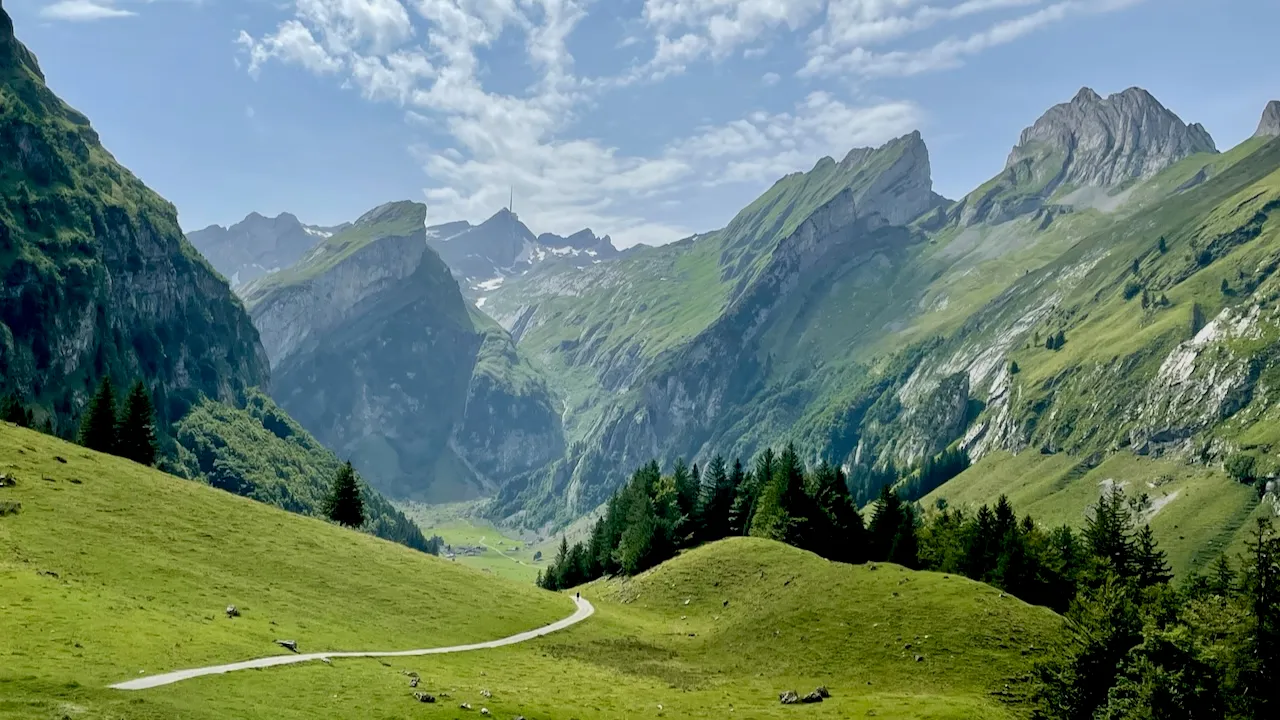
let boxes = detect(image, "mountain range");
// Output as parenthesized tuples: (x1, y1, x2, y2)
(4, 0, 1278, 565)
(182, 85, 1280, 554)
(186, 212, 348, 289)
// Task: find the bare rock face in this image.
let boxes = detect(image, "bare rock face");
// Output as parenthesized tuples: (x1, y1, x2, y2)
(957, 87, 1216, 226)
(1256, 101, 1280, 138)
(1008, 87, 1216, 188)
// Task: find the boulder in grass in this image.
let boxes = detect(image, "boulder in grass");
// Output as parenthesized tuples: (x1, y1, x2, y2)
(275, 639, 298, 652)
(409, 677, 419, 688)
(779, 691, 800, 705)
(801, 691, 824, 703)
(815, 686, 831, 698)
(225, 605, 240, 618)
(413, 692, 435, 703)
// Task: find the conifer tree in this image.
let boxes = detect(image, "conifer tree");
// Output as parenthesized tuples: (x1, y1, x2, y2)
(1134, 524, 1173, 588)
(1240, 517, 1280, 716)
(1, 394, 31, 427)
(616, 493, 661, 575)
(671, 457, 698, 522)
(697, 455, 735, 542)
(808, 459, 866, 562)
(1210, 554, 1237, 596)
(324, 461, 365, 529)
(1085, 488, 1136, 577)
(749, 444, 809, 545)
(78, 376, 119, 454)
(117, 380, 158, 466)
(869, 484, 907, 562)
(726, 459, 754, 535)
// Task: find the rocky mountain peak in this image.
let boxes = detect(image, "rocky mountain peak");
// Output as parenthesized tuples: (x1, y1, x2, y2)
(1072, 87, 1102, 104)
(1006, 86, 1217, 190)
(354, 200, 426, 228)
(843, 131, 939, 227)
(1256, 101, 1280, 138)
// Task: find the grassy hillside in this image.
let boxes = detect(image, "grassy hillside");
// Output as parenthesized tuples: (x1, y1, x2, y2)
(156, 538, 1060, 719)
(171, 390, 434, 552)
(2, 424, 1060, 718)
(0, 422, 570, 719)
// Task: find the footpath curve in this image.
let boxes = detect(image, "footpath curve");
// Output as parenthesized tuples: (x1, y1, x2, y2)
(111, 595, 594, 691)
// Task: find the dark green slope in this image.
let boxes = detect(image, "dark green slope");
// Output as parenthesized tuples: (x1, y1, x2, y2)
(172, 390, 434, 552)
(0, 2, 268, 431)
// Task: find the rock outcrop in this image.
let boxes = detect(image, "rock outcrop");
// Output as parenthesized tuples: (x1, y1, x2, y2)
(0, 1, 269, 429)
(1257, 100, 1280, 138)
(187, 212, 346, 290)
(249, 201, 564, 501)
(958, 87, 1216, 225)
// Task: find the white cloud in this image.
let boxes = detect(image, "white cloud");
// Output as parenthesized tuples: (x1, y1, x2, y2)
(804, 0, 1146, 77)
(235, 0, 1142, 246)
(40, 0, 135, 21)
(245, 105, 257, 118)
(669, 92, 922, 185)
(238, 21, 344, 77)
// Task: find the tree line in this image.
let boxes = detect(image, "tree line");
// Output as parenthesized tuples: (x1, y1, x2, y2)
(76, 376, 159, 466)
(537, 445, 1279, 717)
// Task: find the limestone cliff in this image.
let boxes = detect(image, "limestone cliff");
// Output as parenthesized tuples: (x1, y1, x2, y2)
(249, 200, 564, 501)
(1257, 101, 1280, 139)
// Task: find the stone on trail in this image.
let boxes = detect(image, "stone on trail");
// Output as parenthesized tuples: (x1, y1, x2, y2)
(413, 692, 435, 703)
(779, 691, 800, 705)
(225, 605, 239, 618)
(275, 639, 298, 652)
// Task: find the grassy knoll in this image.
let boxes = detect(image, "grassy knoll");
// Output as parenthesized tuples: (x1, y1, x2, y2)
(2, 423, 1061, 719)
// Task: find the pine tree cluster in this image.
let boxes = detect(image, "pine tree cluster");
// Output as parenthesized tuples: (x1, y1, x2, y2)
(76, 377, 159, 466)
(539, 445, 869, 590)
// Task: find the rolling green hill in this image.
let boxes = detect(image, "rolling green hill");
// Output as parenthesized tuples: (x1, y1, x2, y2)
(0, 422, 570, 719)
(1, 422, 1059, 719)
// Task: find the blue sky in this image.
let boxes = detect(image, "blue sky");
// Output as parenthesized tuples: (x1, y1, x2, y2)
(7, 0, 1279, 246)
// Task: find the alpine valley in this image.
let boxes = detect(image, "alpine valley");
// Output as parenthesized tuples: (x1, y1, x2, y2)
(176, 85, 1280, 569)
(6, 1, 1280, 717)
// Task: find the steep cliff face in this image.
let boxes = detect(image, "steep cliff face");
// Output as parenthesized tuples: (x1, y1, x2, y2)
(1257, 101, 1280, 139)
(250, 200, 565, 501)
(0, 2, 268, 429)
(187, 211, 346, 289)
(245, 202, 428, 367)
(957, 87, 1217, 225)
